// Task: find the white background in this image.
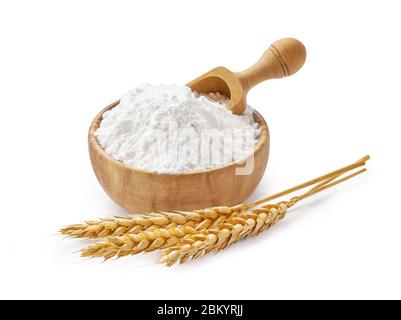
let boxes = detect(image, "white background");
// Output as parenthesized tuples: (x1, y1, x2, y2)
(1, 0, 400, 300)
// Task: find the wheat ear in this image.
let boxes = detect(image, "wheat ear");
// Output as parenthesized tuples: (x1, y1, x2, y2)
(60, 204, 249, 239)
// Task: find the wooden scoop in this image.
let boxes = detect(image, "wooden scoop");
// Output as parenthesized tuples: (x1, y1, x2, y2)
(187, 38, 306, 114)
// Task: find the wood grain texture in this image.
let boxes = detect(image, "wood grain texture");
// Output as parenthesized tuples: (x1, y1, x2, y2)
(187, 38, 306, 114)
(88, 101, 270, 213)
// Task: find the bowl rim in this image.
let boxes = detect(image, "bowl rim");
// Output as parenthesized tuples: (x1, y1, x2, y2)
(88, 100, 269, 177)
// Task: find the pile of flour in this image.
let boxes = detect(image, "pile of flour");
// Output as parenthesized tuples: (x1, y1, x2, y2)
(95, 84, 259, 174)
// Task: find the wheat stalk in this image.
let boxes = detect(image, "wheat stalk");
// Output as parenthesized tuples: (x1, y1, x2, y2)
(65, 155, 369, 265)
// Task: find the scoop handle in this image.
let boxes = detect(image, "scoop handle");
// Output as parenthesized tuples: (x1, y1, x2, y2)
(236, 38, 306, 91)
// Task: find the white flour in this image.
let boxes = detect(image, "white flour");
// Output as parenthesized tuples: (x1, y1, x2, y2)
(95, 84, 259, 174)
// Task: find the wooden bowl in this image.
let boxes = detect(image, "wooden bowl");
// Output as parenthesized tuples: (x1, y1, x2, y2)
(88, 101, 270, 213)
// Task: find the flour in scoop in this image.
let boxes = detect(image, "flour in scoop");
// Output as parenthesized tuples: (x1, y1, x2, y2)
(95, 84, 259, 174)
